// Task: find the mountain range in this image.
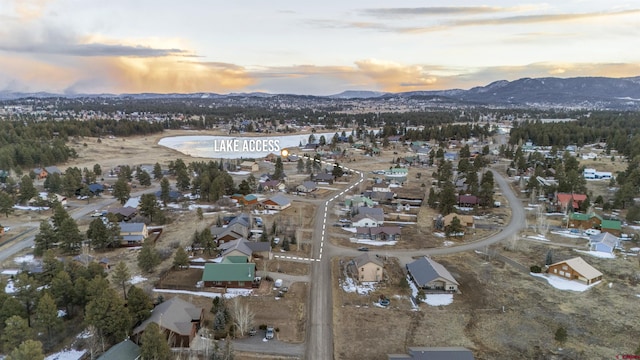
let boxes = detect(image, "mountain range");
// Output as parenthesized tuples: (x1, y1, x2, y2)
(2, 76, 640, 109)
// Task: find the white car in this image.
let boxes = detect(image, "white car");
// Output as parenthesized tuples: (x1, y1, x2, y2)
(585, 229, 601, 236)
(3, 227, 9, 232)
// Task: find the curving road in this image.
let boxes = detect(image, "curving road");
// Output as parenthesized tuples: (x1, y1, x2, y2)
(305, 167, 525, 359)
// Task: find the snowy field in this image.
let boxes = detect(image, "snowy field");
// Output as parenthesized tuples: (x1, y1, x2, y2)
(351, 239, 398, 246)
(527, 234, 550, 241)
(228, 170, 251, 175)
(574, 249, 616, 259)
(129, 275, 147, 285)
(45, 349, 86, 360)
(530, 273, 601, 292)
(407, 275, 454, 307)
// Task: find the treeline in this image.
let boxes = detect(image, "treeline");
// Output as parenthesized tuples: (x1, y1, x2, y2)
(508, 112, 640, 157)
(0, 119, 164, 171)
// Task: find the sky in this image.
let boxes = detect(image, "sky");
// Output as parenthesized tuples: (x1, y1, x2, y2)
(1, 0, 639, 95)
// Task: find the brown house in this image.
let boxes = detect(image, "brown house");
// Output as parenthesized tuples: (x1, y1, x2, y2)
(547, 257, 603, 285)
(132, 297, 204, 347)
(350, 253, 384, 282)
(568, 213, 602, 230)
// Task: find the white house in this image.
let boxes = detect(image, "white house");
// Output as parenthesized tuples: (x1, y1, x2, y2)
(351, 215, 382, 228)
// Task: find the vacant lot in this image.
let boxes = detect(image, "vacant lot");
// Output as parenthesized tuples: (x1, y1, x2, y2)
(333, 243, 640, 359)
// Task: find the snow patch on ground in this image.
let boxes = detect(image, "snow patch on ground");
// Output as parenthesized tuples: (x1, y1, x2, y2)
(433, 232, 445, 238)
(4, 281, 14, 294)
(442, 241, 455, 247)
(129, 275, 147, 285)
(527, 234, 550, 241)
(530, 273, 600, 292)
(341, 277, 376, 295)
(353, 239, 397, 246)
(228, 171, 251, 175)
(253, 209, 278, 215)
(574, 249, 616, 259)
(13, 254, 36, 264)
(630, 247, 640, 252)
(13, 205, 50, 211)
(57, 309, 66, 318)
(45, 349, 86, 360)
(550, 230, 588, 239)
(76, 329, 92, 339)
(1, 269, 19, 275)
(153, 288, 252, 299)
(407, 275, 453, 307)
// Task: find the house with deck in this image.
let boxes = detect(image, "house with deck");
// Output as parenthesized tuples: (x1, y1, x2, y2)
(261, 194, 291, 211)
(356, 226, 401, 241)
(132, 297, 204, 347)
(119, 222, 148, 246)
(201, 256, 259, 288)
(589, 232, 619, 254)
(240, 161, 259, 172)
(296, 181, 317, 193)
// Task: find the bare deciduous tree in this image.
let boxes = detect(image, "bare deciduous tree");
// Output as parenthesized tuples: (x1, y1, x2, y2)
(232, 297, 254, 338)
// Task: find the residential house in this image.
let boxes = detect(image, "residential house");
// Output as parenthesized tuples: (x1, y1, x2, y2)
(589, 232, 619, 254)
(33, 166, 62, 180)
(108, 207, 138, 221)
(218, 238, 271, 260)
(154, 189, 182, 202)
(356, 226, 401, 241)
(556, 193, 587, 213)
(97, 339, 141, 360)
(260, 180, 285, 192)
(201, 256, 259, 288)
(119, 222, 148, 246)
(132, 297, 204, 347)
(457, 195, 479, 207)
(350, 253, 384, 282)
(363, 191, 396, 204)
(231, 194, 258, 206)
(240, 161, 259, 172)
(351, 207, 385, 227)
(88, 183, 105, 195)
(296, 181, 317, 193)
(434, 214, 475, 230)
(388, 347, 475, 360)
(600, 219, 622, 237)
(210, 222, 249, 245)
(568, 213, 602, 230)
(345, 196, 376, 208)
(314, 172, 335, 184)
(261, 194, 291, 211)
(372, 184, 391, 193)
(443, 152, 459, 161)
(406, 256, 459, 292)
(547, 257, 603, 285)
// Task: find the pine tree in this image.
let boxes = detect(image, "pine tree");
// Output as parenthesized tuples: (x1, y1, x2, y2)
(173, 247, 190, 270)
(85, 287, 131, 344)
(6, 339, 44, 360)
(111, 261, 131, 299)
(50, 271, 74, 316)
(87, 218, 110, 249)
(140, 323, 172, 360)
(58, 217, 82, 254)
(0, 191, 15, 218)
(153, 162, 163, 180)
(17, 175, 36, 205)
(113, 178, 130, 205)
(139, 193, 159, 222)
(34, 220, 55, 256)
(13, 273, 38, 327)
(137, 240, 160, 273)
(126, 286, 153, 325)
(160, 177, 171, 205)
(273, 157, 284, 180)
(1, 316, 33, 352)
(34, 293, 62, 346)
(297, 159, 304, 174)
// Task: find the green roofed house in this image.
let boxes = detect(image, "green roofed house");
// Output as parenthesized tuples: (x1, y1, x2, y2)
(202, 256, 259, 289)
(568, 213, 602, 230)
(97, 339, 141, 360)
(345, 196, 376, 208)
(600, 219, 622, 237)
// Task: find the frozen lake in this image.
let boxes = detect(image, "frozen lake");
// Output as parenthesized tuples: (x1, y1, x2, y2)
(158, 132, 339, 159)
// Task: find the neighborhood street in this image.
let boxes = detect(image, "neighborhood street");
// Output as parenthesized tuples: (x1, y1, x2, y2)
(305, 167, 526, 359)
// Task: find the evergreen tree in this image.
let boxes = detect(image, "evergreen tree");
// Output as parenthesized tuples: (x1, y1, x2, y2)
(139, 193, 160, 222)
(113, 178, 130, 205)
(427, 188, 438, 209)
(2, 316, 33, 352)
(297, 159, 305, 174)
(6, 339, 44, 360)
(140, 323, 172, 360)
(93, 163, 102, 176)
(173, 247, 190, 269)
(126, 286, 153, 325)
(138, 170, 151, 186)
(438, 181, 457, 215)
(43, 173, 62, 194)
(50, 271, 74, 316)
(87, 218, 111, 249)
(34, 220, 55, 256)
(479, 170, 495, 208)
(153, 162, 163, 180)
(85, 287, 131, 345)
(176, 168, 191, 191)
(17, 175, 36, 205)
(160, 177, 171, 205)
(58, 217, 82, 254)
(445, 216, 464, 238)
(273, 157, 284, 180)
(34, 293, 62, 346)
(332, 163, 343, 178)
(137, 240, 160, 273)
(0, 191, 14, 218)
(111, 261, 131, 299)
(13, 273, 38, 327)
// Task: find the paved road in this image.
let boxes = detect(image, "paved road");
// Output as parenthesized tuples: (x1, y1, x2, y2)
(0, 185, 160, 264)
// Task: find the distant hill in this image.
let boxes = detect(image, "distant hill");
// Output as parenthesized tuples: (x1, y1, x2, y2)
(2, 75, 640, 109)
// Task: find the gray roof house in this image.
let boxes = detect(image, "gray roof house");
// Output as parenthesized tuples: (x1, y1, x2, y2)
(406, 256, 459, 292)
(588, 232, 620, 254)
(388, 347, 475, 360)
(132, 297, 203, 348)
(356, 207, 385, 222)
(218, 238, 271, 259)
(297, 181, 317, 193)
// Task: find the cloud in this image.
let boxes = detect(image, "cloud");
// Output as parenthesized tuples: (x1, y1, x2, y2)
(12, 0, 51, 20)
(0, 42, 189, 57)
(400, 9, 640, 33)
(360, 6, 506, 17)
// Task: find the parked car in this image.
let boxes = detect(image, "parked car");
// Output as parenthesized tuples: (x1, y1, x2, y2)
(248, 328, 257, 336)
(266, 326, 275, 340)
(274, 279, 283, 288)
(585, 229, 601, 236)
(357, 247, 369, 252)
(273, 237, 280, 245)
